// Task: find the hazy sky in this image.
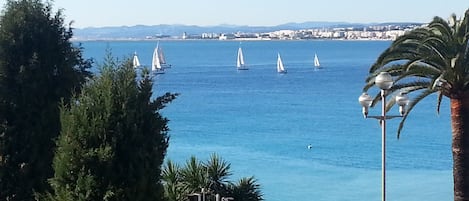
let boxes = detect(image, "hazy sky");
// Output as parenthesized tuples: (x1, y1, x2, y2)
(0, 0, 468, 28)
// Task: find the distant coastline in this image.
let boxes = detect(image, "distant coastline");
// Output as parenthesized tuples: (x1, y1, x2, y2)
(71, 37, 395, 42)
(72, 22, 423, 41)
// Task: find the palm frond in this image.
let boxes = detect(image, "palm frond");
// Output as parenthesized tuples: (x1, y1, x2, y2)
(365, 64, 407, 85)
(436, 91, 444, 114)
(397, 88, 435, 138)
(428, 17, 453, 38)
(181, 156, 206, 193)
(205, 153, 232, 193)
(162, 160, 181, 184)
(386, 83, 431, 112)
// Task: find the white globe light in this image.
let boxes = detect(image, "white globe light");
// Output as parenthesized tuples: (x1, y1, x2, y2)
(395, 92, 409, 115)
(358, 92, 373, 107)
(395, 92, 409, 106)
(375, 72, 393, 90)
(358, 92, 373, 117)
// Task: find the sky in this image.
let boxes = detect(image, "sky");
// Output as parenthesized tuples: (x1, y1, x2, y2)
(0, 0, 468, 28)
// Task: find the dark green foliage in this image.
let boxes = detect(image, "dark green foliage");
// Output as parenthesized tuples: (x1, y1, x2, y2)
(162, 160, 185, 201)
(47, 54, 177, 201)
(181, 156, 208, 194)
(163, 154, 263, 201)
(0, 0, 91, 200)
(227, 177, 263, 201)
(205, 154, 231, 195)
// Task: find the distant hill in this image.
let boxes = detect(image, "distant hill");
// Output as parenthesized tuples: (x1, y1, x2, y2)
(72, 21, 423, 40)
(276, 21, 352, 29)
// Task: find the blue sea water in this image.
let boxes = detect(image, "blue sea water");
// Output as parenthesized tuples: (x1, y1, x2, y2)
(80, 40, 453, 201)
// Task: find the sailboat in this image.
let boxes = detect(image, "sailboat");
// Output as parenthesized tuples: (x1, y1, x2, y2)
(277, 53, 287, 74)
(152, 44, 165, 74)
(132, 52, 141, 68)
(236, 47, 248, 70)
(157, 43, 170, 68)
(314, 53, 321, 68)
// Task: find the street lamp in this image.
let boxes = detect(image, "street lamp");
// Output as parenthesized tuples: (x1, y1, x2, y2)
(358, 72, 409, 201)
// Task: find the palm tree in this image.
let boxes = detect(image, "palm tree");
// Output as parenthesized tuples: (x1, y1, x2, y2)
(205, 153, 232, 195)
(162, 160, 186, 201)
(163, 155, 263, 201)
(228, 177, 263, 201)
(362, 9, 469, 201)
(180, 156, 207, 194)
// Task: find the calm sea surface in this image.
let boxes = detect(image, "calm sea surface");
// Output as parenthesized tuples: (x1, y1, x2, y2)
(80, 40, 453, 201)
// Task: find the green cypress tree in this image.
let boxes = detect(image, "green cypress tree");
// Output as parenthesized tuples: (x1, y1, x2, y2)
(0, 0, 91, 200)
(48, 54, 177, 201)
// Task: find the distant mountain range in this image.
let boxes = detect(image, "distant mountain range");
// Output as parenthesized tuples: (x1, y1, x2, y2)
(72, 21, 423, 40)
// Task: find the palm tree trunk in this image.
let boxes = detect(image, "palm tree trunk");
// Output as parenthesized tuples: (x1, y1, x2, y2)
(450, 97, 469, 201)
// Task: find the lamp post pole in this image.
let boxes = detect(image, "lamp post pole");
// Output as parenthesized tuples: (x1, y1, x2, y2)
(380, 89, 387, 201)
(359, 72, 409, 201)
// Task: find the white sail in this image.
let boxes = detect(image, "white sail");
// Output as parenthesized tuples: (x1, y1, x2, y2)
(237, 47, 244, 67)
(132, 52, 140, 68)
(158, 45, 167, 65)
(236, 47, 248, 70)
(314, 53, 321, 68)
(277, 53, 286, 73)
(152, 44, 164, 74)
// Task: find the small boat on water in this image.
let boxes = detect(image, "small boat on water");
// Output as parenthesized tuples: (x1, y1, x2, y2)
(236, 46, 248, 70)
(277, 53, 287, 74)
(132, 51, 141, 68)
(314, 53, 321, 69)
(152, 44, 165, 74)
